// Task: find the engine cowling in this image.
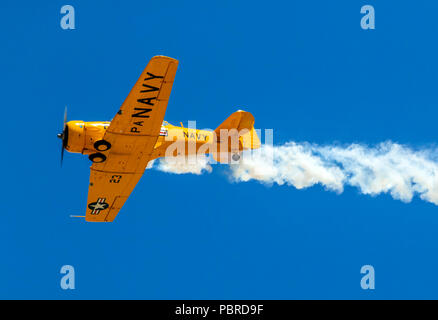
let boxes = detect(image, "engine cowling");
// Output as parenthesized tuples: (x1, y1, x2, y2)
(64, 121, 109, 154)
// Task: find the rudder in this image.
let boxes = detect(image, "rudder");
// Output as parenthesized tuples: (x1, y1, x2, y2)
(213, 110, 261, 163)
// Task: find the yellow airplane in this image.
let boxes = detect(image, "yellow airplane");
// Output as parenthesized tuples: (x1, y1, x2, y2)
(58, 56, 260, 222)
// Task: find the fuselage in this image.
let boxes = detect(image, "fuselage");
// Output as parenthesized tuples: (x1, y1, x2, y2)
(62, 120, 224, 159)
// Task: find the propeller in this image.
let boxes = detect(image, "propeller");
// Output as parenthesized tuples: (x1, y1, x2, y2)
(57, 106, 68, 166)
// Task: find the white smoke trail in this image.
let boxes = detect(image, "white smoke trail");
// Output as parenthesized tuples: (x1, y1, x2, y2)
(155, 142, 438, 205)
(231, 142, 438, 205)
(156, 154, 212, 175)
(230, 143, 345, 192)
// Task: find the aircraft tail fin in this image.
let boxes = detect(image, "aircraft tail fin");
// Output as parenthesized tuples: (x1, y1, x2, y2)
(213, 110, 260, 163)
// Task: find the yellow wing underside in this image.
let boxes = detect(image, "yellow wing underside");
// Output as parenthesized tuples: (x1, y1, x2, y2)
(86, 56, 179, 222)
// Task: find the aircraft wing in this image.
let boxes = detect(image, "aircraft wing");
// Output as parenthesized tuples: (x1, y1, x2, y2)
(85, 56, 179, 222)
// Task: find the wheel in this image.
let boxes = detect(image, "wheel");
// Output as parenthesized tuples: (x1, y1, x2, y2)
(89, 152, 107, 163)
(94, 140, 111, 151)
(232, 153, 241, 161)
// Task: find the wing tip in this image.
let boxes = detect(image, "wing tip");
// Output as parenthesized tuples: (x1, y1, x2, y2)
(151, 55, 179, 64)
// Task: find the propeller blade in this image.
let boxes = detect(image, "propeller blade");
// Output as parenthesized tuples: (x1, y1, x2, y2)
(61, 144, 65, 167)
(60, 106, 68, 167)
(63, 106, 67, 128)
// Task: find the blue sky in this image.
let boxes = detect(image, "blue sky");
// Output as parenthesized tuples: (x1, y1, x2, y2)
(1, 0, 438, 299)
